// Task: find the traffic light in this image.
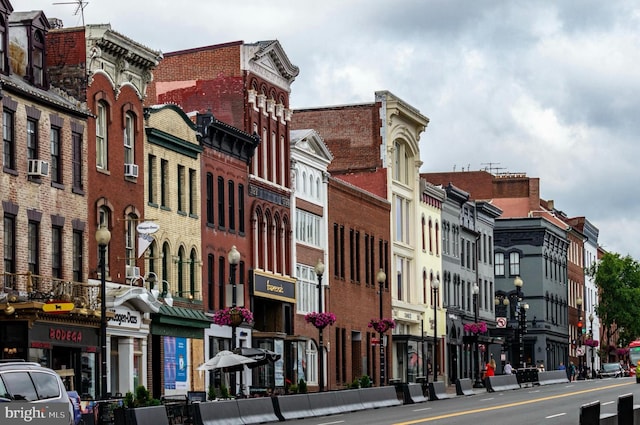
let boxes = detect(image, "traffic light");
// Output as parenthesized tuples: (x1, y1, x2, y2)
(578, 321, 583, 330)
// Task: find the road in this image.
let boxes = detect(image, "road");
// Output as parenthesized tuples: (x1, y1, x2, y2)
(289, 377, 640, 424)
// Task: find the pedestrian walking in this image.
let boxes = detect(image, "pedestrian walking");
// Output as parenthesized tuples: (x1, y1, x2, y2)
(504, 361, 513, 375)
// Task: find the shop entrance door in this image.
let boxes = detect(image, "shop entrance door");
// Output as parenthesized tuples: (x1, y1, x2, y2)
(52, 346, 80, 391)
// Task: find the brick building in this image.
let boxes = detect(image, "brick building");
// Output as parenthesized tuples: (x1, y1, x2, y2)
(47, 22, 163, 397)
(293, 91, 429, 385)
(147, 40, 302, 394)
(0, 3, 96, 396)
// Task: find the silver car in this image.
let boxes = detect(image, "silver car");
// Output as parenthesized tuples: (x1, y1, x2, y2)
(597, 362, 624, 378)
(0, 360, 74, 425)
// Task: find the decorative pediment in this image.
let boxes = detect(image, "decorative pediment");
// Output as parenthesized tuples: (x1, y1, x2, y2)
(242, 40, 299, 90)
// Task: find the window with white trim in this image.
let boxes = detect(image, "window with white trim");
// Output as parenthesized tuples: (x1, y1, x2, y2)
(296, 209, 321, 247)
(296, 263, 318, 314)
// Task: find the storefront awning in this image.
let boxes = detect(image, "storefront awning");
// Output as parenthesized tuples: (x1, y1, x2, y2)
(151, 305, 212, 330)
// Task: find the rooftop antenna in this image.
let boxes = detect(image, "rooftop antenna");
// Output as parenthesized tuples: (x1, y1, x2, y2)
(52, 0, 88, 26)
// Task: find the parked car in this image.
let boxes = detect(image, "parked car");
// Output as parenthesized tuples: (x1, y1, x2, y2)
(597, 362, 624, 378)
(0, 360, 74, 424)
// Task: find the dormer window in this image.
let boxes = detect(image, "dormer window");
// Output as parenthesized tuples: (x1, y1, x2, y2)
(0, 16, 6, 74)
(33, 29, 44, 87)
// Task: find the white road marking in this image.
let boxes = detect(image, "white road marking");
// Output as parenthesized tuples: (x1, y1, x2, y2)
(546, 413, 567, 419)
(413, 407, 432, 412)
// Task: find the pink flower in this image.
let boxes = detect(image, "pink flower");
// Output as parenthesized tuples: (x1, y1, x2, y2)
(368, 318, 396, 333)
(212, 307, 254, 326)
(464, 321, 488, 334)
(305, 312, 337, 329)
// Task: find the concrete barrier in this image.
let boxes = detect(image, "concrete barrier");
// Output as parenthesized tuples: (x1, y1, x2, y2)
(273, 394, 313, 421)
(455, 378, 475, 396)
(335, 389, 366, 412)
(579, 401, 601, 425)
(537, 370, 570, 386)
(401, 383, 427, 404)
(486, 375, 520, 392)
(428, 382, 452, 401)
(308, 391, 343, 417)
(127, 406, 170, 425)
(236, 397, 279, 424)
(192, 400, 243, 425)
(359, 386, 402, 409)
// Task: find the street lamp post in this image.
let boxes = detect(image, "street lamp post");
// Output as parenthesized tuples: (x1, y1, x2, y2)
(376, 269, 387, 386)
(472, 284, 483, 388)
(589, 313, 594, 379)
(95, 225, 111, 400)
(431, 279, 440, 382)
(514, 276, 525, 368)
(315, 259, 325, 392)
(227, 246, 240, 395)
(577, 297, 583, 380)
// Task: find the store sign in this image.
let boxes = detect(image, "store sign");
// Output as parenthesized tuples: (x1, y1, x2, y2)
(108, 308, 141, 329)
(43, 302, 74, 313)
(251, 270, 296, 303)
(49, 328, 83, 343)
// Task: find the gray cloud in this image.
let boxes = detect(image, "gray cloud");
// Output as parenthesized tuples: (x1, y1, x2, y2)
(30, 0, 640, 259)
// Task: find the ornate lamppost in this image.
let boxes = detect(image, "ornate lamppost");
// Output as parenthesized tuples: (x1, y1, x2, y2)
(228, 245, 241, 350)
(376, 268, 387, 386)
(431, 278, 440, 382)
(95, 225, 111, 400)
(227, 246, 241, 396)
(315, 259, 325, 392)
(472, 283, 483, 388)
(589, 313, 595, 379)
(514, 276, 525, 368)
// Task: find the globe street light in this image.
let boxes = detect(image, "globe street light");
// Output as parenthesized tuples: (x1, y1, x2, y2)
(315, 259, 325, 392)
(227, 245, 240, 396)
(95, 225, 111, 400)
(472, 283, 483, 388)
(514, 276, 525, 368)
(376, 268, 387, 386)
(431, 278, 440, 382)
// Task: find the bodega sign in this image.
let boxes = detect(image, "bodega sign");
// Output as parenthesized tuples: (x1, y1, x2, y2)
(1, 402, 69, 425)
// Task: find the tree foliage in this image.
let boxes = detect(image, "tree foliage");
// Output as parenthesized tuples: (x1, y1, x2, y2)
(588, 252, 640, 346)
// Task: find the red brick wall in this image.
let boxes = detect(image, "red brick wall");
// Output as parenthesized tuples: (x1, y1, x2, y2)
(322, 177, 391, 388)
(87, 76, 146, 280)
(292, 105, 383, 175)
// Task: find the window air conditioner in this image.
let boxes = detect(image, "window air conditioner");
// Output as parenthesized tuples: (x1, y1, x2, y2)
(27, 159, 50, 177)
(124, 163, 139, 178)
(126, 265, 141, 278)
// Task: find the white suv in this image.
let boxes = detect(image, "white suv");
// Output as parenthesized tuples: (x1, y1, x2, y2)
(0, 360, 74, 425)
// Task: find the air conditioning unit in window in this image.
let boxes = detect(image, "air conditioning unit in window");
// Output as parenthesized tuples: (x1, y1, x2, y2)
(124, 163, 138, 178)
(27, 159, 49, 177)
(126, 265, 141, 279)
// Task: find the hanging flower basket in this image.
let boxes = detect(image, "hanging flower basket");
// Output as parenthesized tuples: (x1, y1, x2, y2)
(616, 347, 629, 357)
(463, 321, 488, 335)
(368, 318, 396, 333)
(212, 307, 254, 327)
(305, 312, 336, 330)
(584, 338, 599, 348)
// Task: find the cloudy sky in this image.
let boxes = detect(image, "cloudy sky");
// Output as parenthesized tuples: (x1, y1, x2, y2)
(28, 0, 640, 260)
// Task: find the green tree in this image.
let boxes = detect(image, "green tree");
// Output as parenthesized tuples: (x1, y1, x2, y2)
(589, 252, 640, 346)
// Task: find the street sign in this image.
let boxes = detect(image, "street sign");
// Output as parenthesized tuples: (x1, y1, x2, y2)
(497, 317, 507, 328)
(576, 346, 586, 356)
(371, 338, 380, 345)
(43, 302, 74, 313)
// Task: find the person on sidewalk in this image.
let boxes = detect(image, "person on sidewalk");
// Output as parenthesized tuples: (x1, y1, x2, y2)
(504, 361, 513, 375)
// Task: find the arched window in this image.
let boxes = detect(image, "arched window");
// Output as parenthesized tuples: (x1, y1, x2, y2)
(428, 219, 433, 253)
(125, 212, 137, 267)
(177, 247, 185, 297)
(162, 242, 170, 287)
(421, 215, 426, 251)
(190, 248, 197, 298)
(124, 111, 135, 168)
(96, 101, 108, 169)
(435, 222, 440, 255)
